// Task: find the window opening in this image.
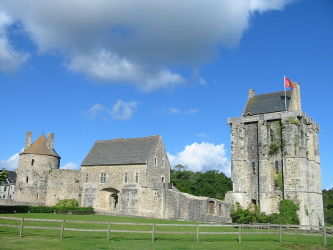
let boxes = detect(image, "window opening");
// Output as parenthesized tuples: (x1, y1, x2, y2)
(124, 172, 128, 183)
(275, 161, 279, 174)
(162, 159, 165, 167)
(251, 199, 257, 205)
(37, 193, 39, 198)
(100, 173, 106, 183)
(270, 129, 274, 142)
(31, 159, 34, 166)
(209, 201, 215, 214)
(252, 162, 256, 175)
(161, 177, 164, 183)
(4, 187, 6, 192)
(26, 176, 29, 183)
(154, 158, 157, 166)
(85, 173, 89, 183)
(135, 172, 139, 183)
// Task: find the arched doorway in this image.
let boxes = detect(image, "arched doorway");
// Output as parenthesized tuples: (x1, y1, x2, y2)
(101, 188, 120, 211)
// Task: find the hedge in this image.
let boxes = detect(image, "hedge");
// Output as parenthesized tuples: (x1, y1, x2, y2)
(0, 205, 94, 214)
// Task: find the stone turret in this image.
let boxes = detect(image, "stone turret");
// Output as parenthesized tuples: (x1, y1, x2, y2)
(15, 132, 60, 205)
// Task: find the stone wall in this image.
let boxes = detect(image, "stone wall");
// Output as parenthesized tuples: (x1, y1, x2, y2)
(146, 136, 171, 185)
(45, 169, 81, 206)
(229, 110, 323, 226)
(15, 153, 60, 204)
(80, 164, 147, 210)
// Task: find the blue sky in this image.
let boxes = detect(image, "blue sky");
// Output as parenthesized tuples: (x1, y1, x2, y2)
(0, 0, 332, 189)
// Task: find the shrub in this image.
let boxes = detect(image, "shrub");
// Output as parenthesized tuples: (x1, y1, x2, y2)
(55, 199, 79, 209)
(28, 206, 55, 213)
(230, 199, 300, 225)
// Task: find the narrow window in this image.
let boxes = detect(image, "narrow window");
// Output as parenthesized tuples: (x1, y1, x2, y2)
(209, 201, 215, 214)
(275, 161, 279, 174)
(252, 162, 256, 175)
(9, 195, 12, 199)
(85, 173, 89, 183)
(100, 173, 106, 183)
(270, 129, 274, 142)
(135, 172, 139, 183)
(161, 177, 164, 183)
(154, 158, 157, 166)
(124, 172, 128, 183)
(26, 176, 29, 183)
(162, 159, 165, 168)
(4, 187, 6, 192)
(31, 159, 34, 166)
(3, 195, 5, 199)
(37, 193, 39, 198)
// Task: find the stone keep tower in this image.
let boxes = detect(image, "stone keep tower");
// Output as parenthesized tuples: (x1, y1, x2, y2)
(15, 132, 60, 204)
(227, 83, 324, 226)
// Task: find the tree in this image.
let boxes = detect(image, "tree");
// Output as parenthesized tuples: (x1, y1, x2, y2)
(0, 168, 9, 184)
(323, 188, 333, 225)
(170, 165, 232, 200)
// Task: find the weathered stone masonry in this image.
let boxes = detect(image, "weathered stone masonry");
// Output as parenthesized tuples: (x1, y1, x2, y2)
(226, 83, 324, 226)
(8, 133, 231, 223)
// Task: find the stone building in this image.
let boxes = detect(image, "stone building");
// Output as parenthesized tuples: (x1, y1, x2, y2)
(226, 83, 324, 226)
(0, 170, 16, 200)
(6, 132, 231, 223)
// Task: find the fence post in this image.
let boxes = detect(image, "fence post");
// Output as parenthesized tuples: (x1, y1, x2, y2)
(107, 222, 111, 241)
(196, 225, 199, 242)
(19, 218, 24, 238)
(323, 225, 326, 246)
(60, 220, 65, 239)
(279, 224, 282, 242)
(238, 224, 242, 243)
(152, 223, 155, 242)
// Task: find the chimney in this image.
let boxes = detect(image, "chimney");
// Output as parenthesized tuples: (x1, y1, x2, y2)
(289, 82, 301, 111)
(249, 89, 255, 98)
(46, 133, 54, 150)
(24, 131, 32, 150)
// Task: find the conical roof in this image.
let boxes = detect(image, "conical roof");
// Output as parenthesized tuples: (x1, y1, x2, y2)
(20, 134, 60, 158)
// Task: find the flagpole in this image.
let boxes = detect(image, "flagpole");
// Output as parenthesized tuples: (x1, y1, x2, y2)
(284, 75, 287, 111)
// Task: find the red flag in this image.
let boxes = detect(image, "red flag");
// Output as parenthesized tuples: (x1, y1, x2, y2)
(285, 77, 294, 89)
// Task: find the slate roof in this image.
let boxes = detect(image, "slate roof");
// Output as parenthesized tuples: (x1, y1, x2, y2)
(243, 90, 292, 116)
(81, 135, 160, 166)
(20, 134, 60, 158)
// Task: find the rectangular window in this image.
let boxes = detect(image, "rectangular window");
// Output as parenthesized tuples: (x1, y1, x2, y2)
(4, 187, 6, 192)
(100, 173, 106, 183)
(124, 172, 128, 183)
(85, 173, 89, 183)
(154, 158, 157, 166)
(135, 172, 139, 183)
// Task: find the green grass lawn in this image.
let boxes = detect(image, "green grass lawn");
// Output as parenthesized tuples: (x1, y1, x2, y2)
(0, 213, 332, 250)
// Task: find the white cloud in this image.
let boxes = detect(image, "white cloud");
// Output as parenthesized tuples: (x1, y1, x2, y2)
(199, 77, 207, 85)
(84, 100, 139, 121)
(168, 142, 231, 176)
(197, 133, 207, 138)
(84, 103, 107, 120)
(110, 100, 139, 120)
(0, 0, 295, 89)
(169, 108, 198, 115)
(60, 162, 78, 170)
(0, 150, 22, 171)
(0, 12, 29, 73)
